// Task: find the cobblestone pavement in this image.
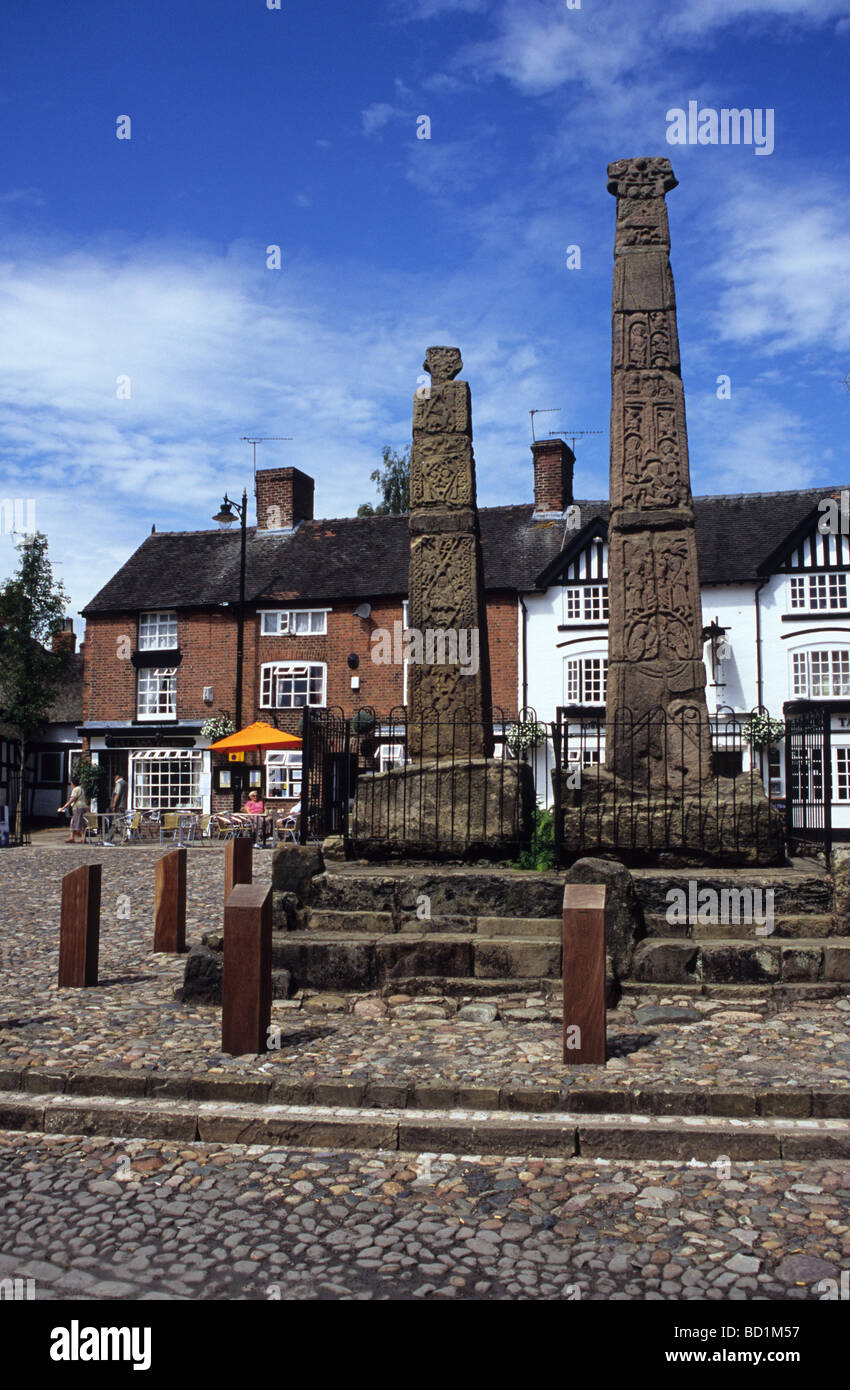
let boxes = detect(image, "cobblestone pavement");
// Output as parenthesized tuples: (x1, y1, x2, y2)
(0, 1132, 848, 1301)
(1, 848, 849, 1095)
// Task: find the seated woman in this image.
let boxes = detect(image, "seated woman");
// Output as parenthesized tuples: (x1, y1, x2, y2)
(243, 790, 265, 816)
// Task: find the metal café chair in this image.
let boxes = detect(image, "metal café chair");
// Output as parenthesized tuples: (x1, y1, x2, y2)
(120, 811, 143, 843)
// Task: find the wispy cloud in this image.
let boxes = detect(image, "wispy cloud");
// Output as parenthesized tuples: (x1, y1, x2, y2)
(689, 388, 818, 495)
(361, 101, 408, 136)
(1, 188, 45, 206)
(709, 179, 850, 353)
(0, 231, 568, 618)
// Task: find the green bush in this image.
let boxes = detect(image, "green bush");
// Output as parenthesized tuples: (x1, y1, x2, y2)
(71, 756, 109, 804)
(510, 805, 556, 871)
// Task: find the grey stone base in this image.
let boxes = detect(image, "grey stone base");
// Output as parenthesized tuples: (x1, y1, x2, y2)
(556, 770, 784, 867)
(352, 758, 535, 858)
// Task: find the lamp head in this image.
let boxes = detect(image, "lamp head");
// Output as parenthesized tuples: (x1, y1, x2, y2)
(213, 497, 237, 529)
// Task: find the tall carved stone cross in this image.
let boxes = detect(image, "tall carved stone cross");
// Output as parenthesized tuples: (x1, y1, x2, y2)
(407, 346, 493, 758)
(605, 157, 712, 783)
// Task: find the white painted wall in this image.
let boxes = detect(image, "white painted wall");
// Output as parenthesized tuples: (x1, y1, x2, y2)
(522, 564, 850, 817)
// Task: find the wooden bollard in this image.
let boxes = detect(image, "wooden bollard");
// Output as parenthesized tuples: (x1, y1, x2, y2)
(224, 836, 252, 908)
(562, 883, 607, 1065)
(222, 883, 272, 1057)
(59, 863, 101, 988)
(154, 848, 187, 953)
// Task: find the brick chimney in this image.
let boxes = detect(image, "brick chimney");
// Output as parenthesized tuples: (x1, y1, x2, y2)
(531, 439, 575, 516)
(51, 618, 76, 655)
(255, 467, 315, 531)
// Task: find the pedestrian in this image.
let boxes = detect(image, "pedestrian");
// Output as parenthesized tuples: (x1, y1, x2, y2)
(105, 771, 128, 844)
(59, 779, 88, 844)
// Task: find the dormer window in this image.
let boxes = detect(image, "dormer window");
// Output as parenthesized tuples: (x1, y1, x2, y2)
(788, 574, 848, 612)
(138, 610, 178, 649)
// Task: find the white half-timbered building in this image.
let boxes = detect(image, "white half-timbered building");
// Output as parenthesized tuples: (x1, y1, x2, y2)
(520, 480, 850, 835)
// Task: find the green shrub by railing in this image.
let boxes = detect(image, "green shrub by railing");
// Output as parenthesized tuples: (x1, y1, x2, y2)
(510, 805, 556, 871)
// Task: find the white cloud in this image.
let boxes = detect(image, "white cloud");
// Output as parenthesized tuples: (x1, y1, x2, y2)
(451, 0, 849, 103)
(0, 233, 571, 620)
(669, 0, 850, 37)
(709, 181, 850, 353)
(688, 388, 818, 494)
(361, 102, 407, 136)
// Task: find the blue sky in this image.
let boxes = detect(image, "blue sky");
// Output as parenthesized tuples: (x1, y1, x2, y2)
(2, 0, 850, 623)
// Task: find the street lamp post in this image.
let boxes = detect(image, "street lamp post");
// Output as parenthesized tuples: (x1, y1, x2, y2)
(213, 490, 248, 810)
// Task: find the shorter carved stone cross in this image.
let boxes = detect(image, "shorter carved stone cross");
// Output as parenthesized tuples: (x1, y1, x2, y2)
(407, 346, 493, 758)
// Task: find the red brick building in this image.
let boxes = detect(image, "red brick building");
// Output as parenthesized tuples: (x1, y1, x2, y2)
(80, 446, 576, 813)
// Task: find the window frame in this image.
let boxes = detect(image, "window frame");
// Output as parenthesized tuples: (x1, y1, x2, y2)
(136, 666, 178, 721)
(563, 654, 608, 706)
(259, 661, 327, 709)
(790, 646, 850, 699)
(787, 573, 849, 613)
(259, 609, 329, 636)
(130, 749, 201, 810)
(265, 749, 303, 799)
(562, 584, 609, 624)
(137, 609, 178, 651)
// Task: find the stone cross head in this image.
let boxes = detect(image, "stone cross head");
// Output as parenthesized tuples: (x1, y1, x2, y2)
(423, 346, 463, 383)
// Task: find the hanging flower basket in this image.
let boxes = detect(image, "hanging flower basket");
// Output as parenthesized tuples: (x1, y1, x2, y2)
(201, 712, 236, 742)
(742, 714, 785, 749)
(505, 720, 549, 758)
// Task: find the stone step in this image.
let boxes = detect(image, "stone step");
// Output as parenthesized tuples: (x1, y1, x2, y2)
(299, 912, 563, 937)
(633, 937, 850, 986)
(630, 867, 831, 916)
(304, 909, 396, 934)
(1, 1090, 846, 1159)
(271, 933, 565, 990)
(310, 869, 564, 920)
(618, 980, 849, 1002)
(476, 916, 561, 939)
(644, 912, 838, 940)
(6, 1065, 849, 1122)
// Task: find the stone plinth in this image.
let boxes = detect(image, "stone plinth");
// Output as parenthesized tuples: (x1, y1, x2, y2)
(353, 760, 535, 858)
(555, 768, 783, 867)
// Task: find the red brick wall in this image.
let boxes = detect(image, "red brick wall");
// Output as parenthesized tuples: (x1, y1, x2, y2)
(82, 593, 521, 728)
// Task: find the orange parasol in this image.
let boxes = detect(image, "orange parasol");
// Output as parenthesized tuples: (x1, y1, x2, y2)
(208, 721, 302, 753)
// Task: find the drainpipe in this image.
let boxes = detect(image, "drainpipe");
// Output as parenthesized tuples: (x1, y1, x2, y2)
(519, 596, 528, 712)
(754, 577, 768, 784)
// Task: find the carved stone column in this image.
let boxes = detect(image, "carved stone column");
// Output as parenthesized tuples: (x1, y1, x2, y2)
(407, 346, 493, 758)
(605, 157, 712, 784)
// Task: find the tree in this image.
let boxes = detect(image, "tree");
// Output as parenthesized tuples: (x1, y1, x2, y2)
(357, 445, 410, 516)
(0, 533, 72, 841)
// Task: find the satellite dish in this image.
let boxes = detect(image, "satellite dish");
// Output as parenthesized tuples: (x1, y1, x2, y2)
(353, 603, 372, 620)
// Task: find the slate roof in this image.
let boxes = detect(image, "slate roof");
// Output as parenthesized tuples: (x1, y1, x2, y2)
(81, 486, 847, 615)
(0, 650, 83, 733)
(47, 652, 84, 724)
